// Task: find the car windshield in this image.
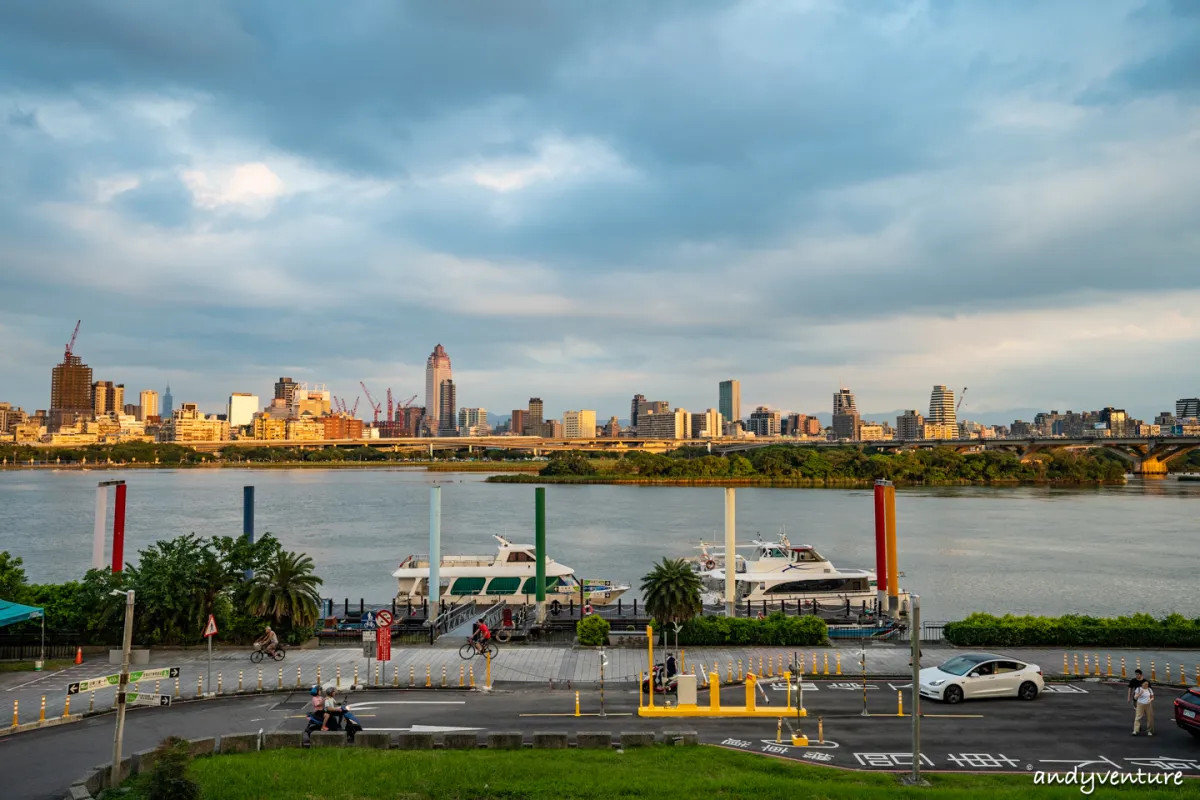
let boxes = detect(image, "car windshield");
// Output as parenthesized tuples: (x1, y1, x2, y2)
(938, 655, 991, 676)
(1178, 689, 1200, 705)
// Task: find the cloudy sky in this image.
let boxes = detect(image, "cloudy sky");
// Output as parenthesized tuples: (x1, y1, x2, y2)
(2, 0, 1198, 424)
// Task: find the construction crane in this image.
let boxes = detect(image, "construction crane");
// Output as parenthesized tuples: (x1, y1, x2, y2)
(350, 397, 360, 418)
(957, 387, 968, 411)
(360, 382, 382, 424)
(387, 389, 394, 423)
(64, 319, 81, 360)
(401, 394, 417, 409)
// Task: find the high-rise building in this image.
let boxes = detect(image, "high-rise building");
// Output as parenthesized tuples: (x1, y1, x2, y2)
(290, 385, 331, 417)
(273, 377, 299, 406)
(458, 407, 488, 433)
(563, 410, 597, 439)
(638, 408, 690, 439)
(437, 379, 457, 435)
(629, 394, 646, 430)
(896, 410, 925, 440)
(510, 409, 527, 436)
(138, 390, 158, 422)
(0, 403, 27, 434)
(162, 384, 174, 419)
(527, 398, 544, 435)
(748, 406, 781, 437)
(1100, 407, 1129, 437)
(637, 399, 669, 421)
(50, 352, 93, 432)
(928, 385, 956, 429)
(603, 416, 621, 437)
(92, 381, 124, 418)
(832, 388, 860, 440)
(690, 408, 723, 439)
(227, 393, 259, 428)
(424, 345, 453, 428)
(1177, 398, 1200, 419)
(719, 380, 741, 425)
(166, 403, 229, 443)
(803, 417, 822, 436)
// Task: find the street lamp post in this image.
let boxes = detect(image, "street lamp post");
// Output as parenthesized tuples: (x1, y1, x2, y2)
(111, 589, 135, 787)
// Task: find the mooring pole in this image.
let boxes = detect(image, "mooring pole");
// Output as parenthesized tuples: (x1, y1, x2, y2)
(535, 487, 547, 624)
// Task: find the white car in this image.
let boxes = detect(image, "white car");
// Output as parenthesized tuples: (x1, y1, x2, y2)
(919, 653, 1044, 704)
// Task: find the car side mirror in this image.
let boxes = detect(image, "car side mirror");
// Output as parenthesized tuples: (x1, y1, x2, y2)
(968, 671, 979, 678)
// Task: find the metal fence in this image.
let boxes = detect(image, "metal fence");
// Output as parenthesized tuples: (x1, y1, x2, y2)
(0, 634, 81, 661)
(894, 622, 947, 643)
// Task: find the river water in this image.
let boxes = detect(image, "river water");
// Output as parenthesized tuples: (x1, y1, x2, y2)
(0, 468, 1196, 622)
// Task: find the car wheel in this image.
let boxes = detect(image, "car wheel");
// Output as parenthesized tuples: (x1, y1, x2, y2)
(943, 685, 963, 705)
(1018, 681, 1038, 701)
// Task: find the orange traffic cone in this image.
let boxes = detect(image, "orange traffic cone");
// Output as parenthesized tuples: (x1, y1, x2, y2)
(74, 647, 83, 665)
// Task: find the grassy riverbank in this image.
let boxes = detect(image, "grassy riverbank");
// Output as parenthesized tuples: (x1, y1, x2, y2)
(119, 746, 1154, 800)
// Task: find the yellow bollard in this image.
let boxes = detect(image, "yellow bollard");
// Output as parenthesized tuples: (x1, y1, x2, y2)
(317, 665, 322, 686)
(727, 661, 733, 684)
(1094, 654, 1101, 677)
(1136, 657, 1141, 674)
(695, 665, 703, 687)
(296, 666, 301, 688)
(278, 669, 283, 691)
(1166, 664, 1172, 684)
(1073, 654, 1079, 676)
(745, 674, 757, 712)
(897, 690, 903, 717)
(1063, 653, 1069, 675)
(441, 665, 447, 688)
(375, 663, 380, 687)
(709, 673, 720, 711)
(1180, 665, 1185, 687)
(681, 650, 686, 675)
(1107, 655, 1112, 678)
(409, 666, 415, 687)
(89, 692, 95, 713)
(836, 652, 842, 676)
(778, 654, 783, 676)
(353, 664, 359, 687)
(155, 680, 160, 695)
(818, 715, 824, 744)
(777, 717, 782, 743)
(460, 665, 465, 688)
(1151, 661, 1156, 682)
(217, 673, 223, 695)
(393, 666, 399, 688)
(257, 670, 263, 692)
(39, 696, 45, 722)
(175, 677, 180, 698)
(1195, 664, 1199, 686)
(797, 654, 804, 677)
(63, 696, 70, 718)
(337, 665, 342, 689)
(759, 656, 764, 677)
(766, 656, 773, 678)
(11, 700, 17, 727)
(426, 665, 431, 688)
(1121, 657, 1126, 679)
(575, 691, 580, 717)
(1082, 654, 1089, 676)
(485, 652, 492, 689)
(469, 666, 476, 688)
(823, 652, 829, 676)
(196, 676, 203, 698)
(812, 652, 818, 674)
(238, 671, 243, 693)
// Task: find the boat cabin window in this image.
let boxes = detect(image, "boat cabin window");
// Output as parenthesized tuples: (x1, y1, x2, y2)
(506, 551, 536, 563)
(765, 548, 787, 558)
(791, 549, 822, 563)
(450, 577, 486, 595)
(765, 577, 867, 594)
(485, 577, 521, 595)
(521, 577, 560, 594)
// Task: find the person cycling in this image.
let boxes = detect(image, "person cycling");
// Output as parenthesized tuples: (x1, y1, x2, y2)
(254, 625, 279, 658)
(472, 620, 491, 654)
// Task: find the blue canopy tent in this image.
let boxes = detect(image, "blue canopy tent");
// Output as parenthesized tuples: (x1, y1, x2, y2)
(0, 600, 46, 665)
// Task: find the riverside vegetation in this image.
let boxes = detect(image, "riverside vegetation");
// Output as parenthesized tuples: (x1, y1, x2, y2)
(490, 445, 1133, 486)
(944, 613, 1200, 649)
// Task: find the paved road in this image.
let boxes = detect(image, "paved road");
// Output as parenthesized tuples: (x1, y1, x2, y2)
(5, 644, 1196, 722)
(5, 678, 1199, 800)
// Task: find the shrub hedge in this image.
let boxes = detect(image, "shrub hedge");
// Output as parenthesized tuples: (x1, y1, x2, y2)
(676, 612, 827, 646)
(943, 613, 1200, 648)
(576, 614, 611, 646)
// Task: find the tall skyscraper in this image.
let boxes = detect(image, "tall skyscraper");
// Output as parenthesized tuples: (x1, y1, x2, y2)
(424, 345, 452, 427)
(162, 384, 174, 419)
(227, 393, 259, 427)
(437, 379, 457, 434)
(832, 387, 860, 440)
(510, 409, 527, 436)
(50, 353, 93, 432)
(630, 394, 646, 430)
(92, 381, 124, 418)
(719, 380, 741, 424)
(896, 410, 925, 441)
(274, 377, 299, 406)
(458, 407, 487, 434)
(527, 398, 544, 434)
(928, 385, 956, 427)
(563, 410, 597, 439)
(139, 390, 159, 421)
(1177, 398, 1200, 419)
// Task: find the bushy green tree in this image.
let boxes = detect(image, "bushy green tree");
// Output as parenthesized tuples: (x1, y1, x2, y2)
(0, 551, 28, 600)
(246, 549, 323, 640)
(577, 613, 610, 646)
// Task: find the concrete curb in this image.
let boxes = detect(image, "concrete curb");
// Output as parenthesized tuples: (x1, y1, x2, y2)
(66, 729, 701, 798)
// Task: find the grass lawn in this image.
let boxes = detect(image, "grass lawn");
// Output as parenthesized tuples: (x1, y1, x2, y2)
(0, 659, 73, 673)
(121, 746, 1196, 799)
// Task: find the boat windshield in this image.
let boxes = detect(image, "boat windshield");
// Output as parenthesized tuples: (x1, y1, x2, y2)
(938, 655, 991, 676)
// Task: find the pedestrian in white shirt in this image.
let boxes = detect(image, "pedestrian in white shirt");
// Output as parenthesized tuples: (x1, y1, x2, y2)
(1132, 679, 1154, 736)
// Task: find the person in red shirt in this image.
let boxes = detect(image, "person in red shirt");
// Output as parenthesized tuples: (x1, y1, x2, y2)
(472, 620, 491, 653)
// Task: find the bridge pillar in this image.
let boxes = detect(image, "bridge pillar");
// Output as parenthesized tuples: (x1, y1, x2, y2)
(1104, 442, 1197, 475)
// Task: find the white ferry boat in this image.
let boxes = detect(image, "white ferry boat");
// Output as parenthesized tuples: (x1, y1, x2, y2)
(392, 536, 629, 606)
(690, 534, 909, 613)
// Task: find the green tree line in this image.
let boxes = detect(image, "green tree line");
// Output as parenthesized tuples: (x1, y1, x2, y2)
(0, 535, 322, 646)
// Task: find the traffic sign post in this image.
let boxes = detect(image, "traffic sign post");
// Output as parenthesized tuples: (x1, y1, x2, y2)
(203, 615, 218, 695)
(377, 626, 392, 662)
(68, 667, 180, 695)
(125, 693, 172, 708)
(375, 609, 393, 627)
(361, 613, 377, 680)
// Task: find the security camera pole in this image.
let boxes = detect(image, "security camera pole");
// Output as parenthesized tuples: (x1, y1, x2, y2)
(111, 589, 135, 786)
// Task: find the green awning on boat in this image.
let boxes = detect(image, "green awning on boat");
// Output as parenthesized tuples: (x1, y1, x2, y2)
(485, 577, 521, 595)
(449, 577, 486, 595)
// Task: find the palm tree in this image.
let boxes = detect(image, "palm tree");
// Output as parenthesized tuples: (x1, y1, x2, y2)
(640, 558, 703, 627)
(247, 550, 323, 631)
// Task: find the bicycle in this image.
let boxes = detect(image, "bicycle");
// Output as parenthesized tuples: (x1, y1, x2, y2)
(458, 636, 499, 660)
(250, 643, 286, 663)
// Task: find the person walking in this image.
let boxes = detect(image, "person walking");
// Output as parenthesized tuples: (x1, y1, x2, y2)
(1132, 679, 1154, 736)
(1127, 669, 1144, 703)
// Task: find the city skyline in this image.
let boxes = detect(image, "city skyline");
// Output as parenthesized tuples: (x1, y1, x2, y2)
(2, 4, 1199, 419)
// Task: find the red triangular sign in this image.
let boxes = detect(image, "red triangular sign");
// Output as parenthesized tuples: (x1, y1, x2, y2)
(203, 614, 218, 637)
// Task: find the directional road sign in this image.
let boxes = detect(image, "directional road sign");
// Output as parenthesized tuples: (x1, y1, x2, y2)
(361, 611, 376, 630)
(375, 609, 394, 627)
(126, 693, 172, 707)
(68, 666, 181, 695)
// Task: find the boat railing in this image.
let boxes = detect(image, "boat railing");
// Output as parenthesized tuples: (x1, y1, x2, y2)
(425, 599, 480, 644)
(403, 554, 497, 568)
